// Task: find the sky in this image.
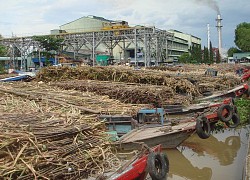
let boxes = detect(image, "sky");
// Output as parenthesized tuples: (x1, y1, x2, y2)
(0, 0, 249, 51)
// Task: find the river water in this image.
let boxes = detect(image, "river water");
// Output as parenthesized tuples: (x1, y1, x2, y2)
(164, 126, 250, 180)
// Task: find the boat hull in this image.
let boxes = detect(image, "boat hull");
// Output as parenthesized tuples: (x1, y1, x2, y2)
(118, 130, 194, 150)
(117, 121, 196, 150)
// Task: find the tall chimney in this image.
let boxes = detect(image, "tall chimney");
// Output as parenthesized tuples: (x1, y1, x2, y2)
(207, 23, 210, 50)
(216, 14, 222, 58)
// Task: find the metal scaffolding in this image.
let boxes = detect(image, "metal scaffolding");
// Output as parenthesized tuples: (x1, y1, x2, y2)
(0, 26, 174, 69)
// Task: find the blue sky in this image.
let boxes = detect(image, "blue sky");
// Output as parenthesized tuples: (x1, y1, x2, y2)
(0, 0, 249, 51)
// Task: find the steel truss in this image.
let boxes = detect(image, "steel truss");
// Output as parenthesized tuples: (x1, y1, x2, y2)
(0, 26, 173, 68)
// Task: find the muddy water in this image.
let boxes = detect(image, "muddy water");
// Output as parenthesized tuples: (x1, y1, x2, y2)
(165, 126, 250, 180)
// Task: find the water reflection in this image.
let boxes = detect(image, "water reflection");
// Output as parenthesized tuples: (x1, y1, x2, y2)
(166, 149, 212, 180)
(165, 126, 250, 180)
(181, 135, 241, 166)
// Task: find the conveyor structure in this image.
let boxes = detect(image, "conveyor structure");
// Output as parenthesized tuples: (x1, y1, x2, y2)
(0, 26, 174, 69)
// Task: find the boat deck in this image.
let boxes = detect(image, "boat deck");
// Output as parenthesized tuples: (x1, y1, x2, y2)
(119, 120, 196, 143)
(198, 84, 247, 101)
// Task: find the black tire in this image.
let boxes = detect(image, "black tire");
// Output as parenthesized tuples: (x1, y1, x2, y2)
(233, 105, 238, 114)
(231, 98, 235, 105)
(196, 116, 211, 139)
(147, 152, 168, 180)
(225, 113, 240, 128)
(217, 104, 233, 122)
(247, 87, 250, 97)
(161, 153, 169, 174)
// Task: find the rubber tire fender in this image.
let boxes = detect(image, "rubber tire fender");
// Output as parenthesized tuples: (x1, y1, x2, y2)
(161, 153, 169, 175)
(147, 152, 168, 180)
(233, 105, 238, 114)
(247, 87, 250, 97)
(196, 116, 211, 139)
(225, 113, 240, 128)
(231, 98, 235, 105)
(217, 104, 233, 122)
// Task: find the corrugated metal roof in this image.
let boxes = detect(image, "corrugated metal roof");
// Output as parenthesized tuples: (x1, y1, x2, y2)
(60, 15, 112, 27)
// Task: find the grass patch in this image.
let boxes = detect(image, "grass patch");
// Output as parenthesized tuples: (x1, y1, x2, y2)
(235, 98, 250, 124)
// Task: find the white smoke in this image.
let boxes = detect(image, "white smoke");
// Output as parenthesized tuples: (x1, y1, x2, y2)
(194, 0, 220, 14)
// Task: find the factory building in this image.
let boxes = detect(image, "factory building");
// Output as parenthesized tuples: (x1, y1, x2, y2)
(167, 30, 201, 62)
(53, 16, 201, 64)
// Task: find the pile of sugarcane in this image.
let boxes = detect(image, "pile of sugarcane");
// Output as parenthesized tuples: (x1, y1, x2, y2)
(34, 66, 242, 106)
(36, 66, 200, 95)
(0, 114, 113, 179)
(36, 66, 240, 92)
(51, 80, 193, 106)
(0, 93, 122, 179)
(196, 75, 241, 92)
(36, 66, 170, 84)
(0, 82, 151, 116)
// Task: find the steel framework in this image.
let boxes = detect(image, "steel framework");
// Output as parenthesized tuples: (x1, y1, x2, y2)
(0, 26, 174, 69)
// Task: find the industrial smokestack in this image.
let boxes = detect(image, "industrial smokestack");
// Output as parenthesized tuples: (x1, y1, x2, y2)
(216, 14, 222, 58)
(207, 23, 210, 51)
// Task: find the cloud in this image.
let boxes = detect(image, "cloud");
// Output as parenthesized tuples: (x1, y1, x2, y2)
(0, 0, 249, 48)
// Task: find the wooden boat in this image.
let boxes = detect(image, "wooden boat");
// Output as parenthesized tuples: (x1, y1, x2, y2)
(198, 83, 249, 101)
(101, 96, 239, 151)
(114, 97, 239, 150)
(105, 144, 169, 180)
(0, 74, 32, 82)
(116, 120, 196, 150)
(164, 83, 249, 115)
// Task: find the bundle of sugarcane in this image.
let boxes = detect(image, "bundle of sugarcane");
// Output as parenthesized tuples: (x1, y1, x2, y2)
(0, 91, 123, 179)
(35, 66, 168, 85)
(36, 66, 201, 94)
(146, 63, 245, 76)
(0, 82, 151, 116)
(50, 80, 192, 107)
(0, 113, 121, 179)
(194, 75, 241, 93)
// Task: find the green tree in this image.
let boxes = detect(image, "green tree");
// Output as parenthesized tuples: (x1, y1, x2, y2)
(227, 47, 241, 57)
(189, 44, 202, 64)
(0, 45, 7, 56)
(216, 49, 221, 63)
(209, 41, 213, 63)
(0, 34, 7, 73)
(178, 53, 190, 63)
(235, 22, 250, 52)
(0, 34, 7, 57)
(33, 36, 63, 66)
(33, 36, 63, 52)
(196, 45, 202, 63)
(203, 46, 209, 63)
